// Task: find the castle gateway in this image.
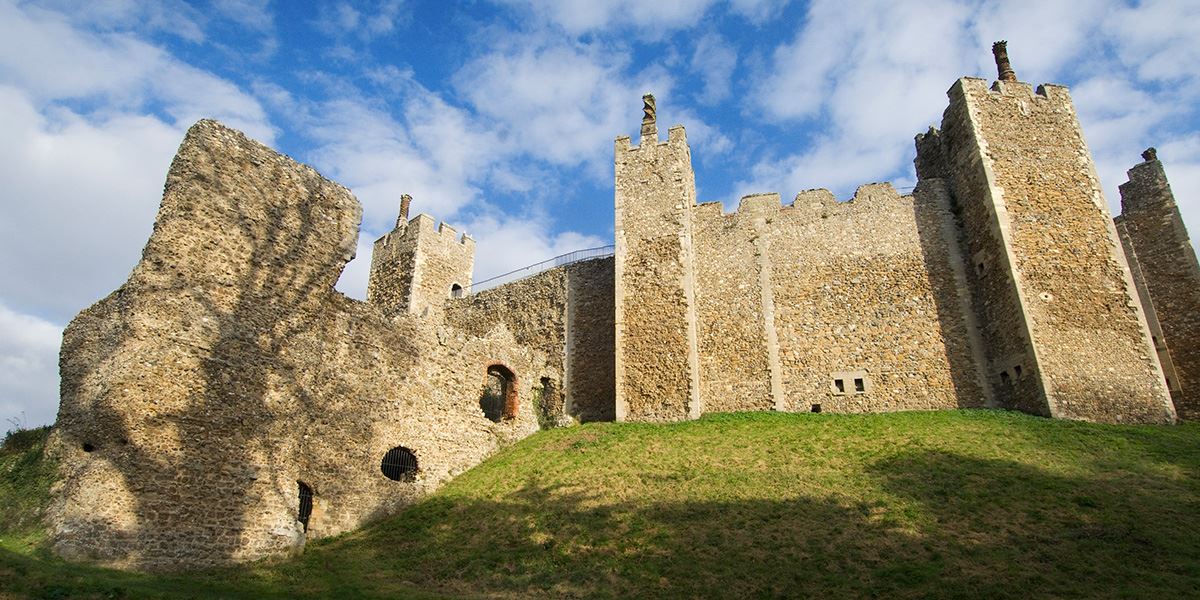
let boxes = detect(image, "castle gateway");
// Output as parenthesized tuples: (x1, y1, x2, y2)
(48, 43, 1198, 570)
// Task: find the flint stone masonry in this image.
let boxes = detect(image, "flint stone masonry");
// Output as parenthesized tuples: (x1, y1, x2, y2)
(49, 120, 556, 571)
(1116, 155, 1200, 420)
(915, 78, 1174, 424)
(49, 46, 1199, 573)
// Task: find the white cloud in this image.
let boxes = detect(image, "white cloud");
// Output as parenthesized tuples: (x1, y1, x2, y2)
(0, 2, 275, 324)
(453, 34, 676, 178)
(212, 0, 274, 32)
(0, 302, 62, 429)
(496, 0, 718, 35)
(690, 32, 737, 105)
(465, 213, 609, 285)
(335, 238, 377, 300)
(728, 0, 791, 23)
(0, 1, 275, 142)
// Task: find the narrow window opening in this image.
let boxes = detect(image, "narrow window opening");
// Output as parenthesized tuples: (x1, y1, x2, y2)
(450, 283, 463, 298)
(380, 446, 419, 482)
(1000, 371, 1011, 385)
(82, 442, 96, 453)
(976, 261, 986, 275)
(834, 379, 845, 394)
(1014, 365, 1022, 378)
(481, 364, 517, 421)
(297, 481, 314, 531)
(811, 403, 822, 413)
(853, 378, 865, 393)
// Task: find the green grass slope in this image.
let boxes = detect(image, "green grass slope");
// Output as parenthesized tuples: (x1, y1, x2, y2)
(3, 410, 1200, 599)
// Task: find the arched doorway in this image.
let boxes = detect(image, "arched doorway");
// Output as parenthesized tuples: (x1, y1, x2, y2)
(481, 364, 517, 421)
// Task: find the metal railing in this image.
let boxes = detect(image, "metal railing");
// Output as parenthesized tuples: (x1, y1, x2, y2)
(470, 245, 615, 293)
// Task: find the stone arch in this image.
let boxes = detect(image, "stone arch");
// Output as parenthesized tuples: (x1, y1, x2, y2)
(481, 363, 518, 422)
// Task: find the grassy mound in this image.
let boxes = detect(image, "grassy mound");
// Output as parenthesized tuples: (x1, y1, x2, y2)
(3, 410, 1200, 598)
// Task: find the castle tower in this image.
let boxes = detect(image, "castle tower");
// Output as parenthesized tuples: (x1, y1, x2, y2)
(1115, 149, 1200, 420)
(613, 94, 703, 421)
(366, 194, 475, 318)
(915, 42, 1175, 423)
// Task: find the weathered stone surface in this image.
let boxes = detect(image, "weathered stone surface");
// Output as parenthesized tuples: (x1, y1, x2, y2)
(916, 78, 1175, 424)
(1116, 155, 1200, 419)
(48, 120, 558, 571)
(49, 46, 1199, 573)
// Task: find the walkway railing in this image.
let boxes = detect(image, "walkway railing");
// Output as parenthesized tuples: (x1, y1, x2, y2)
(470, 245, 615, 293)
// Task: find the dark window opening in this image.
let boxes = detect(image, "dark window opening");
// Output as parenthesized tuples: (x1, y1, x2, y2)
(381, 446, 419, 482)
(1000, 371, 1011, 385)
(811, 403, 822, 413)
(450, 283, 463, 298)
(82, 442, 95, 453)
(834, 379, 845, 394)
(976, 261, 986, 275)
(854, 378, 865, 393)
(481, 364, 517, 422)
(297, 481, 314, 531)
(1014, 365, 1022, 378)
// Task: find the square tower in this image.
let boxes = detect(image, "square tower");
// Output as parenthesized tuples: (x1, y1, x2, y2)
(916, 43, 1174, 423)
(613, 95, 703, 422)
(1116, 150, 1200, 419)
(367, 195, 475, 319)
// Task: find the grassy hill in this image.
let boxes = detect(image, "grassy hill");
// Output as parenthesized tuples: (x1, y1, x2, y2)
(3, 410, 1200, 598)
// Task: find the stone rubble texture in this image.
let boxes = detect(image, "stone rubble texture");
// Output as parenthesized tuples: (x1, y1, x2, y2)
(48, 55, 1200, 571)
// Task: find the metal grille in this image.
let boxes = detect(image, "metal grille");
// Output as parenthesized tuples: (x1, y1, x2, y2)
(297, 481, 313, 530)
(381, 446, 419, 482)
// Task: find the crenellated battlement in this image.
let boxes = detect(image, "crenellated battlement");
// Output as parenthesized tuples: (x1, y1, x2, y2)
(367, 197, 475, 317)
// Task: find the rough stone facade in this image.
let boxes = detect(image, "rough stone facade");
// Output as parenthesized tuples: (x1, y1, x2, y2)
(1116, 153, 1200, 420)
(48, 46, 1198, 572)
(48, 120, 606, 571)
(912, 78, 1174, 424)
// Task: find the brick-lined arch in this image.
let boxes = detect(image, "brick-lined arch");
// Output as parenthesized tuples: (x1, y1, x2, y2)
(481, 363, 518, 421)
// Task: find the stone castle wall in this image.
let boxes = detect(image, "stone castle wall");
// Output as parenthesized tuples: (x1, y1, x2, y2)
(1116, 156, 1200, 420)
(687, 183, 989, 415)
(48, 121, 557, 571)
(614, 126, 702, 422)
(444, 257, 616, 423)
(918, 78, 1174, 424)
(964, 80, 1171, 423)
(367, 213, 474, 319)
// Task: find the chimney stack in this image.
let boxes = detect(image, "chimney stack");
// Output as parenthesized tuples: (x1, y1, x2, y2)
(992, 40, 1017, 82)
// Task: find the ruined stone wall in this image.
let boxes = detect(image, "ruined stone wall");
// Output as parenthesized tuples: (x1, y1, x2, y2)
(614, 126, 702, 421)
(758, 184, 987, 414)
(564, 258, 616, 422)
(931, 78, 1173, 423)
(48, 120, 549, 571)
(691, 198, 774, 413)
(443, 256, 615, 423)
(1116, 157, 1200, 419)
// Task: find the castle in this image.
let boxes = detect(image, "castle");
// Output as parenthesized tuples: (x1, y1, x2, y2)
(46, 43, 1200, 571)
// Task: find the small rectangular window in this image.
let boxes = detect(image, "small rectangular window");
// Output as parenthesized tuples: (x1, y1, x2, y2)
(853, 378, 865, 393)
(1000, 371, 1011, 385)
(834, 379, 845, 393)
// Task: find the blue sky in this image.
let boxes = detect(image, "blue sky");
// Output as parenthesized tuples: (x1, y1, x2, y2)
(3, 0, 1200, 427)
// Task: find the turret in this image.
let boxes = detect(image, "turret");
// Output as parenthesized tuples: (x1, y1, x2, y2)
(613, 94, 703, 421)
(367, 195, 475, 318)
(914, 42, 1175, 424)
(1115, 149, 1200, 419)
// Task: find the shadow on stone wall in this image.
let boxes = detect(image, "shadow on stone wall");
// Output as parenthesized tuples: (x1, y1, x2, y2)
(911, 183, 989, 408)
(52, 120, 420, 569)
